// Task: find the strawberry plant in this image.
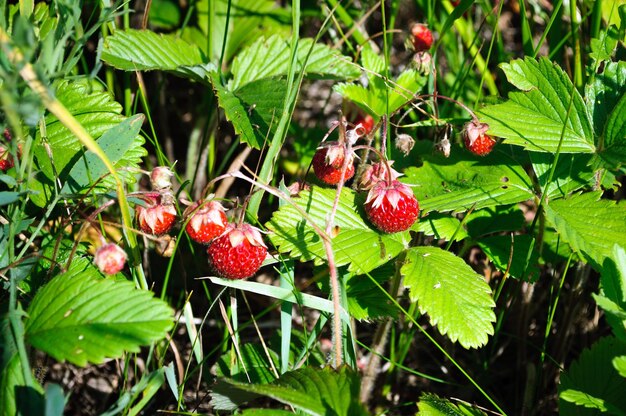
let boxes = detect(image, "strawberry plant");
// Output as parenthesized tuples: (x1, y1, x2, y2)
(1, 0, 626, 415)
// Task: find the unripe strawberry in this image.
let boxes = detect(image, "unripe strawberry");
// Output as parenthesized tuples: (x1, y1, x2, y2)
(136, 192, 177, 235)
(0, 145, 14, 172)
(358, 160, 401, 190)
(365, 180, 419, 233)
(184, 200, 228, 244)
(150, 166, 174, 190)
(312, 143, 355, 185)
(463, 120, 496, 156)
(411, 23, 433, 52)
(94, 243, 127, 275)
(207, 223, 268, 279)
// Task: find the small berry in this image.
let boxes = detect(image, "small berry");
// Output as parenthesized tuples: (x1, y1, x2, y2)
(364, 180, 419, 233)
(184, 200, 228, 244)
(207, 223, 268, 279)
(312, 143, 355, 185)
(353, 114, 375, 136)
(0, 145, 14, 172)
(463, 120, 496, 156)
(136, 192, 177, 235)
(358, 160, 401, 190)
(94, 243, 127, 275)
(413, 51, 432, 73)
(411, 24, 433, 52)
(150, 166, 174, 190)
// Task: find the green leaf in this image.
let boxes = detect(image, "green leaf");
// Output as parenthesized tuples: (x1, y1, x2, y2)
(417, 392, 488, 415)
(559, 336, 626, 415)
(601, 92, 626, 165)
(0, 192, 20, 206)
(402, 247, 495, 349)
(100, 29, 214, 82)
(477, 234, 539, 282)
(590, 25, 620, 66)
(530, 152, 596, 199)
(213, 366, 369, 416)
(544, 192, 626, 268)
(559, 390, 614, 413)
(216, 343, 278, 384)
(414, 213, 468, 242)
(614, 356, 626, 378)
(586, 62, 626, 138)
(466, 205, 526, 237)
(266, 187, 411, 275)
(240, 410, 295, 416)
(61, 114, 145, 194)
(195, 0, 290, 63)
(0, 354, 45, 416)
(148, 0, 180, 29)
(334, 49, 426, 118)
(230, 35, 360, 90)
(30, 80, 146, 207)
(478, 57, 594, 153)
(24, 257, 174, 366)
(404, 145, 534, 214)
(602, 245, 626, 306)
(319, 264, 397, 321)
(210, 74, 287, 149)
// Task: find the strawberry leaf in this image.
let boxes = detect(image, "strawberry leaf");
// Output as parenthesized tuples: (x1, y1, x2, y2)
(266, 187, 411, 275)
(417, 392, 488, 415)
(402, 247, 496, 349)
(212, 366, 368, 416)
(559, 337, 626, 415)
(477, 234, 540, 282)
(403, 145, 534, 214)
(544, 192, 626, 269)
(334, 49, 426, 117)
(100, 29, 215, 83)
(195, 0, 289, 63)
(30, 80, 146, 207)
(210, 74, 287, 149)
(586, 62, 626, 138)
(413, 213, 468, 242)
(229, 35, 360, 91)
(24, 257, 174, 366)
(530, 152, 596, 198)
(478, 57, 595, 153)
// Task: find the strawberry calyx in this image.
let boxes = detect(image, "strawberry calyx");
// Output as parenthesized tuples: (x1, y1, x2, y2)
(359, 160, 401, 190)
(136, 192, 177, 235)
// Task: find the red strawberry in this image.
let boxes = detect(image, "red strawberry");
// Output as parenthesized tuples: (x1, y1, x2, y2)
(184, 200, 228, 244)
(411, 24, 433, 52)
(463, 120, 496, 156)
(207, 223, 267, 279)
(0, 145, 14, 172)
(312, 143, 355, 185)
(353, 114, 375, 136)
(94, 243, 127, 275)
(365, 180, 419, 233)
(136, 192, 177, 235)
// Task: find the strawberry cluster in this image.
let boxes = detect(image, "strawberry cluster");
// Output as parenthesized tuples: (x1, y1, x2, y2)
(310, 121, 420, 234)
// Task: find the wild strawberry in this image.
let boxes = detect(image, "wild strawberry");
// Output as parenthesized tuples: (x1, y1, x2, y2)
(207, 223, 268, 279)
(94, 243, 127, 275)
(312, 143, 355, 185)
(463, 120, 496, 156)
(358, 160, 401, 190)
(364, 180, 419, 233)
(0, 145, 14, 172)
(184, 200, 228, 244)
(353, 114, 375, 136)
(411, 24, 433, 52)
(150, 166, 174, 190)
(136, 192, 177, 235)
